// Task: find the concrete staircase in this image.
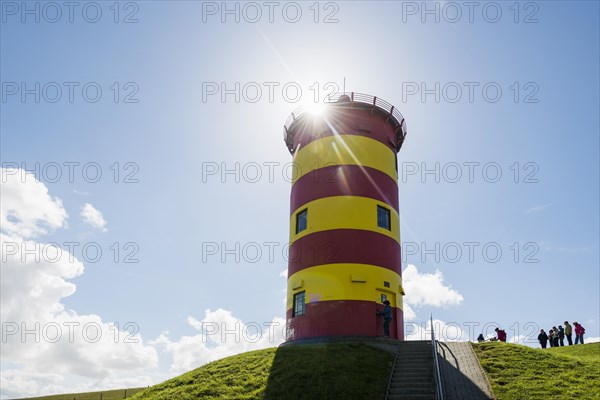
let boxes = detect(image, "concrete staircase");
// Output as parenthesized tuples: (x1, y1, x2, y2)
(386, 341, 437, 400)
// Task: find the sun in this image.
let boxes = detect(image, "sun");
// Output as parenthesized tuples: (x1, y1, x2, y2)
(305, 101, 328, 117)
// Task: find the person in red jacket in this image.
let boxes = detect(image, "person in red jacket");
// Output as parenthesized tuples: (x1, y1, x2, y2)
(495, 327, 507, 342)
(574, 322, 586, 344)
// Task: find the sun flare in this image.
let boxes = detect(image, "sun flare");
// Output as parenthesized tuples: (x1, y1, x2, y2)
(305, 101, 328, 116)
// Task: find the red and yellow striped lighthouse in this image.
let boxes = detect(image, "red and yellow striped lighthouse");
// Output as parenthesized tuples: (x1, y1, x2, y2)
(283, 92, 407, 341)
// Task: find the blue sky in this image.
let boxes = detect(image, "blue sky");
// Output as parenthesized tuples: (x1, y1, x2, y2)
(1, 1, 599, 397)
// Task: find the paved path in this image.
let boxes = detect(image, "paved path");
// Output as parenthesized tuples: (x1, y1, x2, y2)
(437, 342, 495, 400)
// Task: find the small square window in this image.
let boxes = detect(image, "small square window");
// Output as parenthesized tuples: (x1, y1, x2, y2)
(293, 291, 306, 317)
(296, 209, 308, 234)
(384, 281, 390, 288)
(377, 206, 391, 231)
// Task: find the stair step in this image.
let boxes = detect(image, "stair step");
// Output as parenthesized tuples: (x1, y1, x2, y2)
(389, 388, 436, 393)
(393, 380, 434, 384)
(394, 371, 433, 376)
(392, 381, 434, 386)
(385, 341, 439, 400)
(394, 371, 434, 376)
(395, 363, 433, 366)
(394, 368, 432, 373)
(391, 382, 433, 388)
(397, 354, 432, 357)
(389, 388, 436, 395)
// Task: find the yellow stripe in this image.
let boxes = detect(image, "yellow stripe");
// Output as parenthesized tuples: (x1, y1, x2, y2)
(287, 264, 403, 311)
(290, 196, 400, 244)
(291, 135, 397, 184)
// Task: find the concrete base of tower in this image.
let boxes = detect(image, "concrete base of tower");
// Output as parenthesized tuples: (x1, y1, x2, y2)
(285, 300, 404, 342)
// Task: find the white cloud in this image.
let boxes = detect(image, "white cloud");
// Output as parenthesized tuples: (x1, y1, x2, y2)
(0, 369, 155, 399)
(509, 335, 529, 345)
(402, 264, 464, 314)
(0, 175, 157, 399)
(405, 319, 466, 342)
(80, 203, 107, 232)
(152, 309, 286, 374)
(524, 203, 552, 215)
(585, 336, 600, 344)
(403, 303, 417, 321)
(0, 168, 67, 239)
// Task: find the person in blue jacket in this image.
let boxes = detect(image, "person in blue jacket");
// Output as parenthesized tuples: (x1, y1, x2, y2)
(376, 300, 392, 337)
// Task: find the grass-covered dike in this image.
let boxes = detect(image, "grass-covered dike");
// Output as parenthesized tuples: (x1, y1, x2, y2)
(129, 343, 392, 400)
(12, 388, 146, 400)
(15, 341, 600, 400)
(473, 342, 600, 399)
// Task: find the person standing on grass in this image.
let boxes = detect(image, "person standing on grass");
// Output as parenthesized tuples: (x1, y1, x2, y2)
(552, 326, 560, 347)
(538, 329, 548, 349)
(557, 325, 565, 346)
(564, 321, 573, 345)
(548, 329, 554, 347)
(574, 322, 586, 344)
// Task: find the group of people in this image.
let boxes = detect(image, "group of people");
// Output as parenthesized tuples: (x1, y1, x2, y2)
(476, 327, 507, 342)
(475, 322, 587, 349)
(537, 321, 586, 349)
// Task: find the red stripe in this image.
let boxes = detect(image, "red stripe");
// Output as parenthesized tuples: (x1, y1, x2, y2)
(288, 229, 401, 276)
(291, 165, 398, 214)
(286, 300, 404, 341)
(290, 107, 399, 152)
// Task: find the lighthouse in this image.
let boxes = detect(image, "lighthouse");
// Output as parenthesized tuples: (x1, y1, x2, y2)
(283, 92, 407, 341)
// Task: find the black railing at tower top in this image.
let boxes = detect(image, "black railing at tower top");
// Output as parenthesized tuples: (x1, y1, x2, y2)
(283, 92, 408, 153)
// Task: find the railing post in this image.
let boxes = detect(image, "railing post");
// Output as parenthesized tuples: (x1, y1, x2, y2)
(431, 314, 444, 400)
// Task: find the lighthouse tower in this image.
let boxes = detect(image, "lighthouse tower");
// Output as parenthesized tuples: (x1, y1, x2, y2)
(283, 92, 407, 342)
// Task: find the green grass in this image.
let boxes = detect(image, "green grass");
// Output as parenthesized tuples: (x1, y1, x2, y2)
(13, 388, 146, 400)
(548, 342, 600, 362)
(129, 343, 393, 400)
(19, 341, 599, 400)
(473, 342, 600, 400)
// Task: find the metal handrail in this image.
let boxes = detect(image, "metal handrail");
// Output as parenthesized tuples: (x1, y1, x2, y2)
(383, 349, 399, 400)
(282, 92, 408, 153)
(431, 314, 445, 400)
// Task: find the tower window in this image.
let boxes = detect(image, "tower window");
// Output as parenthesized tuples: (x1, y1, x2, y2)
(296, 209, 308, 234)
(293, 291, 306, 317)
(377, 206, 391, 230)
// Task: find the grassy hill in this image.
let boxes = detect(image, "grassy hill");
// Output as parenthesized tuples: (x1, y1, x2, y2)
(10, 388, 146, 400)
(14, 341, 600, 400)
(473, 342, 600, 399)
(129, 343, 393, 400)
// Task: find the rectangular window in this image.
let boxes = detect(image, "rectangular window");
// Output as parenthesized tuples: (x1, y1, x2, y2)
(377, 205, 391, 231)
(293, 291, 306, 317)
(296, 209, 308, 234)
